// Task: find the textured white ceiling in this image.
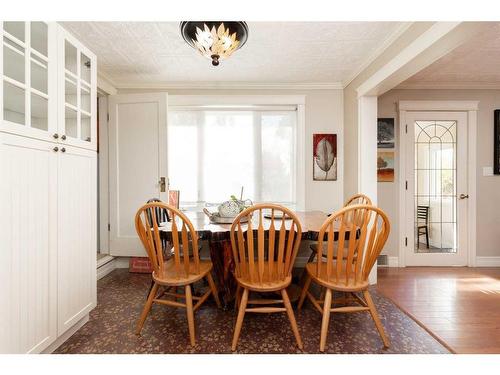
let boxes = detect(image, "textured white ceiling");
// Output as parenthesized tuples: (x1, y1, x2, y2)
(60, 22, 405, 87)
(401, 22, 500, 87)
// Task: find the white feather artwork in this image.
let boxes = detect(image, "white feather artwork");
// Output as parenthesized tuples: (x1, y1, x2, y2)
(313, 134, 337, 181)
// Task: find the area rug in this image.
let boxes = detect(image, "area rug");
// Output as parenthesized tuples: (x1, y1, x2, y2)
(54, 269, 449, 354)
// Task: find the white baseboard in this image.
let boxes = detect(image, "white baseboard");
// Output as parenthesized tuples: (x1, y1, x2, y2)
(41, 314, 89, 353)
(97, 254, 114, 268)
(388, 256, 399, 267)
(97, 257, 117, 280)
(115, 256, 130, 268)
(475, 256, 500, 267)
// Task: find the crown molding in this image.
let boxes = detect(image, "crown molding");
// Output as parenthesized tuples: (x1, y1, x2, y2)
(97, 71, 118, 95)
(342, 22, 414, 88)
(396, 81, 500, 90)
(107, 80, 343, 91)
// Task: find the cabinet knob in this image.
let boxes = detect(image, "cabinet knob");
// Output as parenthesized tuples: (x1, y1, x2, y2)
(61, 134, 67, 140)
(61, 147, 66, 153)
(53, 147, 59, 152)
(53, 133, 59, 139)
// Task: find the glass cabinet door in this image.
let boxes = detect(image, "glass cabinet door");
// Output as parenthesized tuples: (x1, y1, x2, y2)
(58, 27, 96, 150)
(1, 22, 55, 140)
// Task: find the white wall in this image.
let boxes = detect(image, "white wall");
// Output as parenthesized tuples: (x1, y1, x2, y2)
(343, 23, 434, 199)
(378, 88, 500, 258)
(118, 88, 345, 214)
(377, 99, 400, 257)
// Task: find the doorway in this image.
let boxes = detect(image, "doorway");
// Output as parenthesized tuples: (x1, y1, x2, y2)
(399, 102, 478, 267)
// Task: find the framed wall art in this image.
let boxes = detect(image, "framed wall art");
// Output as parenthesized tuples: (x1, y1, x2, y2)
(313, 133, 337, 181)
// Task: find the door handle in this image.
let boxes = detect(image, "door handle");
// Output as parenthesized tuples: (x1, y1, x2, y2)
(459, 194, 469, 200)
(159, 177, 166, 192)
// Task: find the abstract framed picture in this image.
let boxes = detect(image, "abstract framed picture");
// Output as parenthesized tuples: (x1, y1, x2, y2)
(377, 118, 395, 148)
(495, 110, 500, 174)
(313, 133, 337, 181)
(377, 151, 394, 182)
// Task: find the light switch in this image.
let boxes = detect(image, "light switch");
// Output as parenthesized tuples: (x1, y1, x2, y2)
(483, 166, 494, 176)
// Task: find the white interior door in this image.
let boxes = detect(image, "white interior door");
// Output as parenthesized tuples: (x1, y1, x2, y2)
(404, 111, 468, 266)
(108, 93, 167, 256)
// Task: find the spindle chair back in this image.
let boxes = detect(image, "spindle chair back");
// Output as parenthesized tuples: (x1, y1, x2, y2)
(299, 204, 391, 351)
(229, 203, 304, 351)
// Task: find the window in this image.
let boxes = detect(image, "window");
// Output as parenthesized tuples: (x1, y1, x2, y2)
(167, 107, 297, 208)
(414, 120, 457, 252)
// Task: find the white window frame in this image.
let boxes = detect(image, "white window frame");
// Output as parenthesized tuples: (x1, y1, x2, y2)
(168, 95, 306, 210)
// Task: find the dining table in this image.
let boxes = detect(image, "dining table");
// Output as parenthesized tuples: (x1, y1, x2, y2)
(158, 210, 335, 308)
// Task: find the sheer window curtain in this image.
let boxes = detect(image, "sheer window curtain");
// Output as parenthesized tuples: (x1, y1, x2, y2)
(167, 108, 297, 209)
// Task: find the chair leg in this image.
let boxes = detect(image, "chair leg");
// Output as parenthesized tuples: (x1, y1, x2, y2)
(363, 290, 390, 348)
(146, 279, 155, 300)
(425, 227, 430, 249)
(319, 288, 332, 352)
(281, 289, 304, 349)
(206, 272, 222, 308)
(185, 284, 196, 347)
(298, 274, 311, 310)
(136, 282, 159, 335)
(235, 284, 242, 310)
(231, 288, 249, 351)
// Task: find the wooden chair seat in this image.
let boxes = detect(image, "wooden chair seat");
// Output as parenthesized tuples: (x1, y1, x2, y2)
(235, 262, 292, 292)
(153, 259, 213, 286)
(305, 262, 368, 292)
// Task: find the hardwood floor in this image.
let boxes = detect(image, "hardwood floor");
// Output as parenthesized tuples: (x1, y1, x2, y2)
(376, 267, 500, 354)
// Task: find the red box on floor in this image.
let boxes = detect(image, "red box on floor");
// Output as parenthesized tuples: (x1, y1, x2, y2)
(129, 257, 153, 273)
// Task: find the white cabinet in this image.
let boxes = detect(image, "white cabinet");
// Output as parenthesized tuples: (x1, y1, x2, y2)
(57, 146, 97, 334)
(0, 133, 58, 353)
(57, 27, 97, 151)
(0, 135, 97, 353)
(1, 22, 58, 142)
(1, 22, 97, 150)
(0, 22, 97, 353)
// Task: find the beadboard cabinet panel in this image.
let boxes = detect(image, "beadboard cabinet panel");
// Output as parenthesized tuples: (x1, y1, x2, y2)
(0, 133, 58, 353)
(57, 145, 97, 335)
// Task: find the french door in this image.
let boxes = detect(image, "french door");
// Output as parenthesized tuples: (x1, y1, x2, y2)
(403, 111, 469, 266)
(108, 93, 168, 256)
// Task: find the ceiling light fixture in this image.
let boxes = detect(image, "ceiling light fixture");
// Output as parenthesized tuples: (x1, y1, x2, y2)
(180, 21, 249, 66)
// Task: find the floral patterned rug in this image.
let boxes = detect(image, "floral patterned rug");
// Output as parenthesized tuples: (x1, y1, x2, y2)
(54, 269, 449, 354)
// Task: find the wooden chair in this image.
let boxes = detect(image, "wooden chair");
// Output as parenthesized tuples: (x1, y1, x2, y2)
(417, 205, 430, 249)
(135, 202, 221, 346)
(146, 198, 169, 252)
(298, 204, 391, 352)
(230, 204, 304, 351)
(306, 193, 372, 263)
